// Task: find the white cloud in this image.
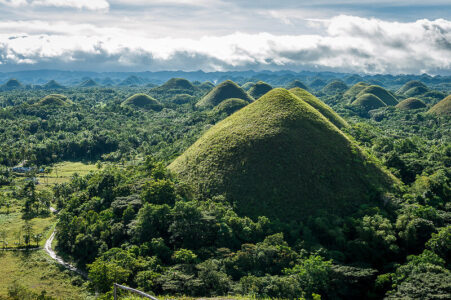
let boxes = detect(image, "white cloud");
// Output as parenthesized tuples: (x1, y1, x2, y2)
(0, 15, 450, 74)
(0, 0, 109, 11)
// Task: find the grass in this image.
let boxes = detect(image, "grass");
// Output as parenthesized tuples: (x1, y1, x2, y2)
(36, 94, 71, 106)
(170, 88, 395, 222)
(122, 93, 163, 111)
(356, 85, 398, 106)
(289, 87, 349, 129)
(351, 93, 387, 111)
(395, 98, 426, 110)
(160, 78, 196, 90)
(428, 94, 451, 116)
(396, 80, 428, 95)
(37, 161, 100, 188)
(0, 251, 92, 299)
(196, 80, 254, 108)
(322, 80, 348, 94)
(213, 98, 249, 116)
(248, 81, 272, 99)
(343, 82, 369, 102)
(286, 80, 308, 90)
(404, 86, 428, 97)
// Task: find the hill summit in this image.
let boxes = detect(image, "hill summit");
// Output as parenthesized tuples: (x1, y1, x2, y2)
(79, 79, 98, 87)
(397, 80, 428, 95)
(428, 95, 451, 116)
(289, 88, 348, 129)
(248, 81, 273, 99)
(160, 78, 196, 91)
(395, 98, 427, 110)
(286, 80, 308, 90)
(170, 88, 395, 222)
(2, 78, 22, 89)
(322, 80, 348, 94)
(122, 93, 162, 111)
(37, 94, 72, 106)
(356, 85, 398, 106)
(43, 80, 65, 89)
(196, 80, 253, 108)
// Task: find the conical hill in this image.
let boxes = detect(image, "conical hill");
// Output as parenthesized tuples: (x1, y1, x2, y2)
(344, 82, 369, 102)
(428, 95, 451, 116)
(213, 98, 249, 116)
(322, 80, 348, 94)
(160, 78, 196, 91)
(395, 98, 427, 110)
(286, 80, 308, 90)
(122, 93, 162, 111)
(248, 81, 273, 99)
(397, 81, 427, 95)
(356, 85, 398, 106)
(289, 88, 348, 129)
(170, 88, 395, 222)
(37, 94, 72, 106)
(196, 80, 253, 108)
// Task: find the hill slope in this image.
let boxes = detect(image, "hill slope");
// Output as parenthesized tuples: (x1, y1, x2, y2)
(43, 80, 65, 89)
(196, 80, 253, 108)
(352, 93, 387, 111)
(397, 80, 428, 95)
(160, 78, 196, 91)
(286, 80, 308, 90)
(289, 88, 349, 129)
(322, 80, 348, 94)
(248, 81, 273, 99)
(428, 95, 451, 116)
(213, 98, 249, 116)
(356, 85, 398, 106)
(395, 98, 427, 110)
(344, 82, 370, 102)
(122, 93, 162, 111)
(36, 94, 71, 106)
(170, 88, 395, 221)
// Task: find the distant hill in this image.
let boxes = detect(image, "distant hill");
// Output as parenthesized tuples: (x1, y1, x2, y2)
(118, 75, 145, 86)
(241, 82, 255, 91)
(170, 88, 395, 222)
(2, 78, 22, 90)
(352, 93, 387, 111)
(159, 78, 196, 91)
(309, 78, 327, 89)
(397, 80, 428, 95)
(101, 77, 115, 86)
(286, 80, 309, 90)
(43, 80, 65, 89)
(290, 87, 349, 129)
(36, 94, 72, 106)
(79, 79, 98, 87)
(248, 81, 272, 99)
(344, 82, 370, 103)
(404, 86, 429, 97)
(122, 93, 162, 111)
(395, 98, 427, 110)
(322, 80, 348, 94)
(213, 98, 249, 116)
(356, 85, 398, 106)
(196, 80, 253, 108)
(428, 95, 451, 116)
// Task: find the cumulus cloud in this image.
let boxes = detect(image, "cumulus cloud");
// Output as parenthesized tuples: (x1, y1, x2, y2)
(0, 0, 109, 11)
(0, 15, 450, 74)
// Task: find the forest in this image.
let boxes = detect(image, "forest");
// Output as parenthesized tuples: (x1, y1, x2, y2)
(0, 73, 449, 300)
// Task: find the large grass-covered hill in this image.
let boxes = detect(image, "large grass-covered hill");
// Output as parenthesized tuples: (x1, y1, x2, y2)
(395, 98, 427, 110)
(428, 94, 451, 116)
(170, 88, 395, 222)
(121, 93, 162, 111)
(196, 80, 253, 108)
(248, 81, 273, 99)
(36, 94, 72, 106)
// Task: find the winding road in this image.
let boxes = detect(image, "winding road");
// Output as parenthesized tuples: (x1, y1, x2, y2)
(43, 207, 88, 278)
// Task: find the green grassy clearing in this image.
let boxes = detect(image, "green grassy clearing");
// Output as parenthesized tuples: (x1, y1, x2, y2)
(36, 161, 100, 188)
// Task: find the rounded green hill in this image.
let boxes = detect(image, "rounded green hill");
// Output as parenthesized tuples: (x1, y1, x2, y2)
(289, 87, 349, 129)
(322, 80, 348, 94)
(213, 98, 249, 116)
(122, 93, 162, 111)
(404, 86, 429, 97)
(43, 80, 65, 89)
(160, 78, 196, 91)
(286, 80, 308, 90)
(248, 81, 273, 99)
(397, 80, 428, 95)
(344, 82, 369, 102)
(309, 78, 326, 89)
(170, 88, 395, 222)
(37, 94, 72, 106)
(3, 78, 22, 88)
(352, 93, 387, 111)
(395, 98, 427, 110)
(241, 82, 256, 91)
(79, 79, 97, 87)
(356, 85, 398, 106)
(196, 80, 254, 108)
(428, 95, 451, 117)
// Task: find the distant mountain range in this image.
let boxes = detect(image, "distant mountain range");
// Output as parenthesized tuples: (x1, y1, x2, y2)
(0, 69, 450, 91)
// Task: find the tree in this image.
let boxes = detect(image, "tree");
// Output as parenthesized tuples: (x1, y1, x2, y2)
(22, 221, 34, 247)
(33, 233, 43, 247)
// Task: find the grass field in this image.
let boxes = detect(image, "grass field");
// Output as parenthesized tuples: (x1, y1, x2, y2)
(0, 251, 92, 299)
(36, 161, 100, 188)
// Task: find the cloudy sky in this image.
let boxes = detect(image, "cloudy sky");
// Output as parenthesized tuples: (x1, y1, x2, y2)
(0, 0, 450, 74)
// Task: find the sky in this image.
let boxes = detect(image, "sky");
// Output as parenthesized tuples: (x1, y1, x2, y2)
(0, 0, 450, 74)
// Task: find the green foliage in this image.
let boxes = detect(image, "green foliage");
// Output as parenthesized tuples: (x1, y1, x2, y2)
(36, 94, 71, 106)
(351, 93, 387, 113)
(322, 80, 348, 94)
(212, 98, 248, 116)
(396, 80, 428, 95)
(286, 79, 308, 90)
(356, 85, 398, 106)
(343, 81, 369, 103)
